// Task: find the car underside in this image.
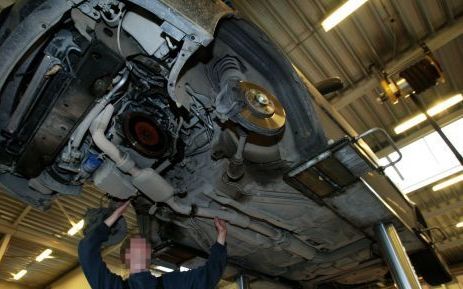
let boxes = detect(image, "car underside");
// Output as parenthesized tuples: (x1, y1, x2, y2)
(0, 0, 452, 288)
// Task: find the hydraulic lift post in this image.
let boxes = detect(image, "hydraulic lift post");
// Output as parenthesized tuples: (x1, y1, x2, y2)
(375, 223, 422, 289)
(236, 273, 250, 289)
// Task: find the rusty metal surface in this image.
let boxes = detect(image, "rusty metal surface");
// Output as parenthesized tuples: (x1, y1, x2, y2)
(161, 0, 233, 39)
(126, 0, 233, 46)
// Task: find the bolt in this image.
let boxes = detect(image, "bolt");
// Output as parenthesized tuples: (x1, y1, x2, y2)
(80, 3, 91, 14)
(255, 92, 269, 105)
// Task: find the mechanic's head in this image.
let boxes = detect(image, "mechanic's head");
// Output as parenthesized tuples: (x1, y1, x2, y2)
(120, 234, 152, 272)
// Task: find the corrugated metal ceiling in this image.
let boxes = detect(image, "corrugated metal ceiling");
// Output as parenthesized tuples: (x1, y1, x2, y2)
(0, 184, 136, 288)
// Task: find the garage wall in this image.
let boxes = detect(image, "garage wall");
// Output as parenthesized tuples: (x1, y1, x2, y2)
(46, 267, 91, 289)
(46, 264, 126, 289)
(0, 280, 33, 289)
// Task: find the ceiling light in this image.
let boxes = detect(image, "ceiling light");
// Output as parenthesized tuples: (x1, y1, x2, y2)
(155, 266, 173, 273)
(322, 0, 368, 31)
(180, 266, 190, 272)
(35, 249, 53, 262)
(67, 219, 85, 236)
(394, 114, 427, 134)
(432, 174, 463, 191)
(456, 222, 463, 228)
(394, 94, 463, 134)
(12, 270, 27, 280)
(427, 94, 463, 115)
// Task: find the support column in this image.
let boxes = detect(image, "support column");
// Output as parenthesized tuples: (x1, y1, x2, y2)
(375, 223, 422, 289)
(236, 273, 250, 289)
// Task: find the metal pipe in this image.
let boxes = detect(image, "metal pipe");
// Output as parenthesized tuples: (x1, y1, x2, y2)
(410, 93, 463, 166)
(89, 104, 139, 176)
(70, 69, 130, 152)
(166, 197, 318, 260)
(236, 274, 250, 289)
(375, 223, 422, 289)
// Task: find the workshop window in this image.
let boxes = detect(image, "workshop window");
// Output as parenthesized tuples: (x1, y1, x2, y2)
(379, 117, 463, 194)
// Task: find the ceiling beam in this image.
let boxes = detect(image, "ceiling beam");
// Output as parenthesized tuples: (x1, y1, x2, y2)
(437, 237, 463, 251)
(0, 235, 12, 264)
(0, 205, 31, 263)
(0, 219, 78, 257)
(0, 218, 123, 260)
(331, 17, 463, 110)
(55, 198, 76, 225)
(422, 199, 463, 220)
(375, 110, 463, 158)
(14, 206, 32, 226)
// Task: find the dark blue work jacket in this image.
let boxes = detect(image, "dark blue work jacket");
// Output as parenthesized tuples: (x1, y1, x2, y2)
(78, 222, 227, 289)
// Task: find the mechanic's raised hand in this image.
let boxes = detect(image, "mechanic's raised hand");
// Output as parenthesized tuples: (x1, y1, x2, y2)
(214, 217, 227, 245)
(104, 200, 131, 227)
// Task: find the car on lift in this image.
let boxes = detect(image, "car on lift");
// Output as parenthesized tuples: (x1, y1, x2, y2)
(0, 0, 452, 288)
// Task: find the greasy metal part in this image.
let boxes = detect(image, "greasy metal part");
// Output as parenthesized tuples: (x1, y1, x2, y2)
(67, 68, 129, 159)
(226, 132, 247, 181)
(14, 42, 124, 177)
(288, 151, 331, 177)
(245, 87, 275, 118)
(4, 55, 61, 135)
(375, 223, 422, 289)
(167, 39, 201, 107)
(0, 0, 83, 92)
(236, 81, 286, 134)
(71, 8, 97, 41)
(76, 0, 121, 22)
(0, 173, 53, 210)
(410, 93, 463, 166)
(122, 112, 170, 158)
(125, 0, 233, 108)
(125, 0, 232, 46)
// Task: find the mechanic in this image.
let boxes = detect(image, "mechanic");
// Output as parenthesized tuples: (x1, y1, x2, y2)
(78, 200, 228, 289)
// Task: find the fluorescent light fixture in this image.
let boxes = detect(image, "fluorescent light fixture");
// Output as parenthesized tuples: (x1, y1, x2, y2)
(432, 174, 463, 191)
(155, 266, 173, 273)
(322, 0, 368, 31)
(180, 266, 190, 272)
(394, 94, 463, 134)
(12, 270, 27, 280)
(394, 114, 427, 134)
(35, 249, 53, 262)
(456, 221, 463, 228)
(67, 219, 85, 236)
(428, 94, 463, 115)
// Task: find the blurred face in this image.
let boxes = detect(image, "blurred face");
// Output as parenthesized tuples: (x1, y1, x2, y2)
(124, 237, 152, 273)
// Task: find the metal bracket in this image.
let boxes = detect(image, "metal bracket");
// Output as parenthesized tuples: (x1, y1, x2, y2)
(354, 127, 402, 170)
(167, 39, 201, 107)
